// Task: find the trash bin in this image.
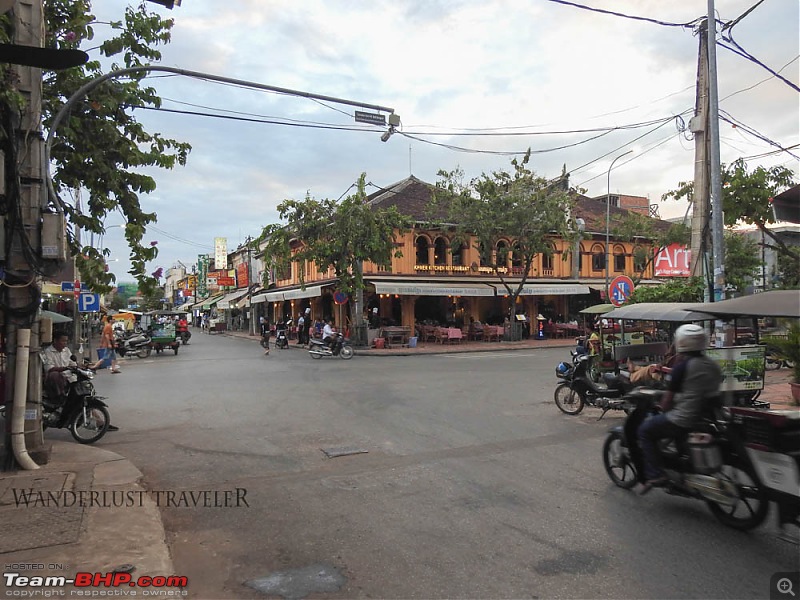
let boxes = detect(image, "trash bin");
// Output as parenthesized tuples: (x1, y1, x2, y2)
(374, 337, 385, 349)
(408, 336, 417, 348)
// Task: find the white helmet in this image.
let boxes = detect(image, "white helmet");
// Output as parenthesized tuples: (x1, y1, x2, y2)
(674, 324, 708, 353)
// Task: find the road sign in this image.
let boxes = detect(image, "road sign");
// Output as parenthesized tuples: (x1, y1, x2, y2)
(354, 111, 386, 126)
(61, 281, 80, 292)
(333, 291, 348, 305)
(608, 275, 635, 307)
(78, 293, 100, 313)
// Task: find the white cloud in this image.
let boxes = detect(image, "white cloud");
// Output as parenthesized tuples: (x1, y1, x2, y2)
(87, 0, 798, 282)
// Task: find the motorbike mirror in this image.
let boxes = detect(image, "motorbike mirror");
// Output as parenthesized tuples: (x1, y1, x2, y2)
(70, 355, 77, 362)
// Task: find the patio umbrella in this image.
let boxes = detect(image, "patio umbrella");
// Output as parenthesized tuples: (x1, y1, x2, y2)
(40, 310, 72, 323)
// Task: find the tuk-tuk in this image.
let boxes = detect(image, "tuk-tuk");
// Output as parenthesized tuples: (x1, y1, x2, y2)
(141, 311, 182, 355)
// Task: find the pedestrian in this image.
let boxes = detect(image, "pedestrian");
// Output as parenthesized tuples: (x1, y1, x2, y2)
(92, 315, 121, 374)
(259, 315, 266, 336)
(301, 307, 312, 346)
(296, 312, 306, 346)
(262, 317, 271, 356)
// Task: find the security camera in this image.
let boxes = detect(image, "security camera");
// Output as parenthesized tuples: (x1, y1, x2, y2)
(380, 127, 395, 143)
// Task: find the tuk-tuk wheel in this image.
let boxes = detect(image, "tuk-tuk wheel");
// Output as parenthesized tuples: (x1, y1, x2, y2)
(173, 346, 179, 355)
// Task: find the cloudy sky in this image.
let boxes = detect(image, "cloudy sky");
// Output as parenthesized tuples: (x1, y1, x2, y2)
(89, 0, 799, 285)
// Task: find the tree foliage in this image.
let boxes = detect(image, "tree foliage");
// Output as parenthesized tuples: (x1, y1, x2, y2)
(662, 159, 798, 263)
(628, 277, 704, 303)
(258, 174, 411, 296)
(723, 231, 761, 295)
(6, 1, 191, 294)
(432, 153, 577, 319)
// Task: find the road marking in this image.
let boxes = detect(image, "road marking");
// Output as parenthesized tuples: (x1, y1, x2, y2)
(442, 352, 540, 359)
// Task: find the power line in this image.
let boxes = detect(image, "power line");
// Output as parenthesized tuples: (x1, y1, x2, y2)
(544, 0, 697, 28)
(720, 55, 799, 102)
(148, 225, 213, 250)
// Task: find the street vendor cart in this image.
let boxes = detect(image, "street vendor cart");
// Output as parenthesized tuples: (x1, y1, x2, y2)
(142, 311, 182, 355)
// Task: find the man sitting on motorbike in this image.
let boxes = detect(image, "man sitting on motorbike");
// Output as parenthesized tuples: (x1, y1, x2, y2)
(322, 319, 336, 348)
(41, 333, 78, 400)
(637, 324, 722, 494)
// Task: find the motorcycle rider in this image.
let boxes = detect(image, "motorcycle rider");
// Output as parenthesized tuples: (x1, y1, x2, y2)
(41, 333, 78, 399)
(42, 333, 119, 431)
(637, 324, 722, 494)
(322, 319, 336, 348)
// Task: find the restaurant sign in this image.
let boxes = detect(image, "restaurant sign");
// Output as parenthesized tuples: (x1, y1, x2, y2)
(374, 283, 494, 297)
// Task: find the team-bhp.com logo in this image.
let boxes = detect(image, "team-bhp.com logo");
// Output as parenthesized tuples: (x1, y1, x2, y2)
(4, 572, 188, 595)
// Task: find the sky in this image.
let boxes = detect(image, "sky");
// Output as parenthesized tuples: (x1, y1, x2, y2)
(88, 0, 799, 286)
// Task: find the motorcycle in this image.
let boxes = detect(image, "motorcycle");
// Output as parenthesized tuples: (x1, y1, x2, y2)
(177, 320, 191, 345)
(1, 366, 111, 444)
(309, 333, 354, 360)
(274, 323, 289, 349)
(554, 352, 639, 418)
(114, 329, 152, 358)
(602, 387, 770, 531)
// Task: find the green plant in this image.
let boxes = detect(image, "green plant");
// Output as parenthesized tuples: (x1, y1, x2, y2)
(766, 321, 800, 384)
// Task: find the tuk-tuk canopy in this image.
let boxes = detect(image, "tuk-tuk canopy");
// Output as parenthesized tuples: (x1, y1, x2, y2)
(605, 303, 716, 322)
(688, 290, 800, 319)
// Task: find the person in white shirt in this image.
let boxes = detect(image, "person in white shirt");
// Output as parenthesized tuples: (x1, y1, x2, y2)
(322, 320, 336, 347)
(40, 333, 78, 398)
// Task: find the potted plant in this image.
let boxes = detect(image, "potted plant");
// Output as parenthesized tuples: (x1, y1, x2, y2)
(767, 321, 800, 405)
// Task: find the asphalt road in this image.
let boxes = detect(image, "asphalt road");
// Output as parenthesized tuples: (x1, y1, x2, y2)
(74, 330, 798, 599)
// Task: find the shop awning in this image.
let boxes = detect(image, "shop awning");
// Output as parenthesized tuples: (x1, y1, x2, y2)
(201, 294, 225, 310)
(250, 293, 268, 304)
(282, 285, 323, 300)
(217, 289, 249, 310)
(515, 284, 590, 296)
(265, 291, 284, 303)
(373, 282, 495, 296)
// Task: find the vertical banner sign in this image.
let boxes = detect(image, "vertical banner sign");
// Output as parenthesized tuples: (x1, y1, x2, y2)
(236, 263, 249, 288)
(197, 254, 208, 297)
(215, 237, 228, 270)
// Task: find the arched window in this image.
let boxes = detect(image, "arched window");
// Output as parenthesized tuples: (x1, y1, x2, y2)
(591, 243, 606, 272)
(451, 242, 467, 266)
(541, 244, 554, 271)
(613, 244, 626, 272)
(415, 236, 430, 265)
(496, 240, 509, 269)
(434, 237, 448, 265)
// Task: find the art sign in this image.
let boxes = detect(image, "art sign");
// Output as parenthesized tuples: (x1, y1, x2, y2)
(654, 243, 691, 277)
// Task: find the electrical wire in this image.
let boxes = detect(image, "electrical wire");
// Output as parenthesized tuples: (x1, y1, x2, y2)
(720, 55, 799, 102)
(718, 109, 800, 161)
(148, 225, 214, 250)
(544, 0, 697, 28)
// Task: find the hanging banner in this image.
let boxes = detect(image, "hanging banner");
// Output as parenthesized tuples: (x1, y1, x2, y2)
(236, 262, 249, 288)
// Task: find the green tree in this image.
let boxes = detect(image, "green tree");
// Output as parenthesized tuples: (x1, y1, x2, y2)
(775, 250, 800, 289)
(663, 159, 798, 264)
(723, 230, 761, 294)
(3, 1, 191, 293)
(432, 153, 578, 332)
(258, 174, 410, 325)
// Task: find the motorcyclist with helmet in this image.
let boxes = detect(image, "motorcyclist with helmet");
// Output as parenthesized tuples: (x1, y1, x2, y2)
(637, 324, 722, 494)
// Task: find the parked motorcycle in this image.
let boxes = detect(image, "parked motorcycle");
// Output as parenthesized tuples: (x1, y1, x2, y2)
(765, 344, 795, 371)
(1, 366, 111, 444)
(309, 333, 354, 360)
(602, 387, 770, 530)
(554, 352, 637, 418)
(114, 329, 152, 358)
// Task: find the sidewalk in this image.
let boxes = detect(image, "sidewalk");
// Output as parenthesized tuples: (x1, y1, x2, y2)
(0, 442, 173, 589)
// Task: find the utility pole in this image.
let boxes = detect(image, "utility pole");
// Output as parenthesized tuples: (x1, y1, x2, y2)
(707, 0, 726, 301)
(4, 0, 46, 469)
(689, 19, 710, 288)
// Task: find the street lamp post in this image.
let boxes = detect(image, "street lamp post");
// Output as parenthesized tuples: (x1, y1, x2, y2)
(605, 150, 633, 299)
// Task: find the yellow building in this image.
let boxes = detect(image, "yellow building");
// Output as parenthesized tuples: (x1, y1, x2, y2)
(262, 176, 664, 336)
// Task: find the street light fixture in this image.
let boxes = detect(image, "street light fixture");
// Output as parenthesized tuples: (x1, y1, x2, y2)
(605, 149, 634, 299)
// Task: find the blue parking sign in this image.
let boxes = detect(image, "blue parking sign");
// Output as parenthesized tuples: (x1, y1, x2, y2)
(78, 293, 100, 313)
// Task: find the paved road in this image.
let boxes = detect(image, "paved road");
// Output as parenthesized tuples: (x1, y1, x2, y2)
(62, 331, 798, 599)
